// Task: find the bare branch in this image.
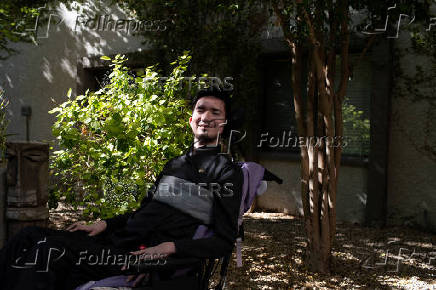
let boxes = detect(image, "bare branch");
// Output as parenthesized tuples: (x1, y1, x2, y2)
(353, 34, 377, 70)
(273, 1, 312, 240)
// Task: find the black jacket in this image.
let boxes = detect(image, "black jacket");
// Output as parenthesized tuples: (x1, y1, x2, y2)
(104, 145, 243, 259)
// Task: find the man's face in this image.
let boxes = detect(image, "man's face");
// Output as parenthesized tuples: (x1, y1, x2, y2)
(189, 96, 226, 146)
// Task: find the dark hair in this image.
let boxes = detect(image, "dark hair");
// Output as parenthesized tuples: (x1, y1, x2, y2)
(191, 87, 232, 137)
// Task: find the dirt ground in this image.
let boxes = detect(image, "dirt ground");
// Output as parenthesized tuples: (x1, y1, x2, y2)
(49, 205, 436, 289)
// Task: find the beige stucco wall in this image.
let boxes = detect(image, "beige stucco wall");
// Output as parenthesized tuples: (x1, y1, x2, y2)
(387, 24, 436, 232)
(0, 1, 149, 143)
(256, 158, 368, 224)
(256, 159, 301, 215)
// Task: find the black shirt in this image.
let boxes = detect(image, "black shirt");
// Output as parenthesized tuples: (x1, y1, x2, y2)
(104, 145, 243, 259)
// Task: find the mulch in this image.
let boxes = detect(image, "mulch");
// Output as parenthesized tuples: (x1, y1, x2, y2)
(49, 206, 436, 289)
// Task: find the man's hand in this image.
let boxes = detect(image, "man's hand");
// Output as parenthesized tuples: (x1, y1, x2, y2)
(130, 242, 176, 258)
(66, 220, 107, 236)
(122, 242, 176, 286)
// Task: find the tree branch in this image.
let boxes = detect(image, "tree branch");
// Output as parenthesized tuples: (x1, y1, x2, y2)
(353, 34, 377, 70)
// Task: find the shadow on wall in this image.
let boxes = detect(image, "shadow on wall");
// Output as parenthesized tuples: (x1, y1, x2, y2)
(0, 0, 150, 142)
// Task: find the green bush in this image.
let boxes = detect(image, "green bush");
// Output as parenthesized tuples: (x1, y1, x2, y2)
(49, 53, 195, 219)
(342, 99, 370, 157)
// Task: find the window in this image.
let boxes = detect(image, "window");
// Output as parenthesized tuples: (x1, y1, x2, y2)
(260, 53, 371, 157)
(337, 54, 371, 157)
(260, 56, 298, 152)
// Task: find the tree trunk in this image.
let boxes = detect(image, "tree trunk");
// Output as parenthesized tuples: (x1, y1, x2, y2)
(273, 0, 350, 274)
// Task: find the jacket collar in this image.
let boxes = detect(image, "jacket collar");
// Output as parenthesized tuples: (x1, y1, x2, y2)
(187, 143, 221, 157)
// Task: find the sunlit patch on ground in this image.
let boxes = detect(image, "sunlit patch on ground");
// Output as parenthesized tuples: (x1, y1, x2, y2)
(50, 206, 435, 289)
(219, 213, 435, 289)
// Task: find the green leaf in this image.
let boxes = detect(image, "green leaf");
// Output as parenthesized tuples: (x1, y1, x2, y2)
(49, 53, 193, 219)
(100, 55, 111, 61)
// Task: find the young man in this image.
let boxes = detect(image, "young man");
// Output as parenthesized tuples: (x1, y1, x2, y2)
(0, 88, 243, 290)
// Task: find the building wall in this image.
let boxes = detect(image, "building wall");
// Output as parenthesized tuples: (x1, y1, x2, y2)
(3, 2, 435, 231)
(0, 1, 148, 143)
(387, 24, 436, 232)
(256, 159, 301, 215)
(257, 157, 368, 224)
(255, 32, 371, 225)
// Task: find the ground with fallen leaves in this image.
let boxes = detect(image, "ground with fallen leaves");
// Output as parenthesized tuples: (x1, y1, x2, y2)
(50, 205, 436, 289)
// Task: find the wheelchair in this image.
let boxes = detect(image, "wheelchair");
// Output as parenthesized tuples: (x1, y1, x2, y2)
(76, 162, 282, 290)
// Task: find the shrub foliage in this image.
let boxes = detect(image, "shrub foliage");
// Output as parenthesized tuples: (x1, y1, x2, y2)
(49, 53, 194, 218)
